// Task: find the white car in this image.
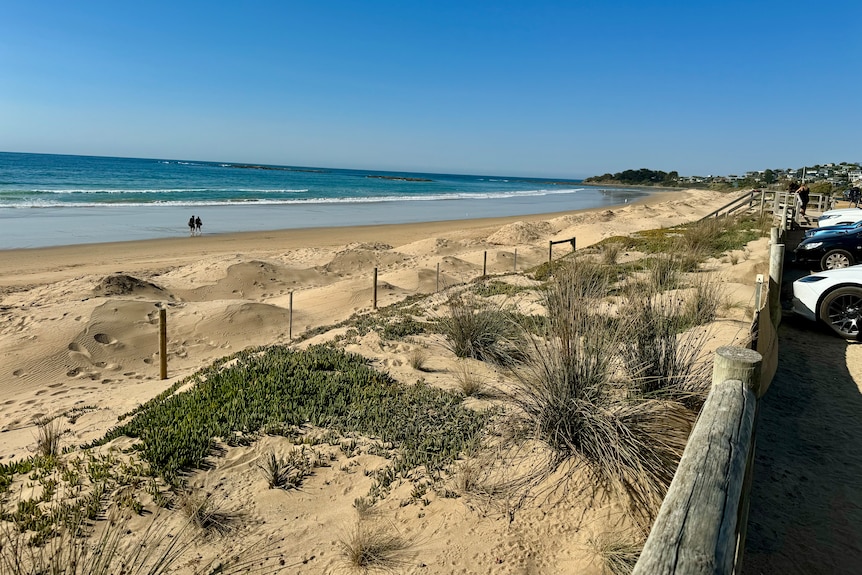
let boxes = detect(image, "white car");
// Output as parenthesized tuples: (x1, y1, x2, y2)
(817, 207, 862, 228)
(792, 265, 862, 338)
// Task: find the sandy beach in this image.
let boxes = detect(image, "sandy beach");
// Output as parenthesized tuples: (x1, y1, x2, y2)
(0, 188, 768, 573)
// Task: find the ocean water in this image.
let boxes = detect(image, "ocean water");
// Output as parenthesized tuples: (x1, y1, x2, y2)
(0, 152, 650, 249)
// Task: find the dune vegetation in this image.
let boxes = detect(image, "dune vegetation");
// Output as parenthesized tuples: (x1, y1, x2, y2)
(0, 213, 769, 574)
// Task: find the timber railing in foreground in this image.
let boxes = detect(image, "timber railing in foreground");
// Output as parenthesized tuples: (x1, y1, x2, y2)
(632, 346, 762, 575)
(633, 225, 784, 575)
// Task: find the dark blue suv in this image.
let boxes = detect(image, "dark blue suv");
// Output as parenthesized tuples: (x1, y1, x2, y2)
(795, 226, 862, 269)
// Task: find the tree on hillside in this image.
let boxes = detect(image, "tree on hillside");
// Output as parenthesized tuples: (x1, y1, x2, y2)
(584, 168, 676, 186)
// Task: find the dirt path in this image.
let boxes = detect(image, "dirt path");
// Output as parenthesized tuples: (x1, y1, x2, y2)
(743, 253, 862, 574)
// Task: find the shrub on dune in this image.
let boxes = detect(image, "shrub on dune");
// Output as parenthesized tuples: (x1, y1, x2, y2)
(436, 293, 526, 367)
(507, 262, 694, 529)
(619, 291, 711, 406)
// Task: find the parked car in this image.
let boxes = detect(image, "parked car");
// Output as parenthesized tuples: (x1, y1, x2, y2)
(794, 226, 862, 270)
(792, 265, 862, 338)
(817, 207, 862, 228)
(805, 220, 862, 238)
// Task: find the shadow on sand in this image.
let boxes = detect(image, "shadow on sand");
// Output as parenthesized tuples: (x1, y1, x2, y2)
(744, 239, 862, 574)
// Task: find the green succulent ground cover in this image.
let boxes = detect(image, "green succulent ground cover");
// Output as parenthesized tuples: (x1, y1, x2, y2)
(470, 279, 534, 298)
(594, 214, 767, 257)
(99, 345, 488, 484)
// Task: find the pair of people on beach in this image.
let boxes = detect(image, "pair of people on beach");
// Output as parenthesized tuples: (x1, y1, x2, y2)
(188, 215, 202, 236)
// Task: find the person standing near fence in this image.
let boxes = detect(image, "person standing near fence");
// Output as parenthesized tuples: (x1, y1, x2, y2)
(796, 184, 809, 217)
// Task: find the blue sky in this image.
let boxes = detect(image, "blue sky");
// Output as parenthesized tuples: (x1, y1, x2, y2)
(1, 1, 859, 178)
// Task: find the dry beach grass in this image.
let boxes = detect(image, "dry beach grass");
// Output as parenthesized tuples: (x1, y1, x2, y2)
(0, 189, 770, 574)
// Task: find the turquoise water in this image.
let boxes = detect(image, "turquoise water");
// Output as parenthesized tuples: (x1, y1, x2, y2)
(0, 152, 650, 249)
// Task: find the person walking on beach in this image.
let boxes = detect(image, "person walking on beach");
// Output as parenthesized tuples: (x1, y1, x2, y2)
(195, 216, 202, 236)
(796, 184, 810, 217)
(188, 215, 196, 236)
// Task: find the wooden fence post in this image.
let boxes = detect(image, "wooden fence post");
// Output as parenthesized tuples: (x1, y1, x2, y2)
(754, 273, 765, 311)
(712, 345, 763, 395)
(513, 248, 517, 272)
(159, 307, 167, 380)
(483, 251, 487, 277)
(373, 267, 378, 309)
(548, 241, 553, 263)
(768, 242, 784, 329)
(436, 262, 440, 292)
(288, 291, 294, 341)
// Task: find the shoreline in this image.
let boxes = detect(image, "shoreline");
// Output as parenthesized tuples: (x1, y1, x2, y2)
(0, 190, 682, 286)
(0, 182, 655, 251)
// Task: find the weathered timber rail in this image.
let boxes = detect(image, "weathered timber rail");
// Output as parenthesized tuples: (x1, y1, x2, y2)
(700, 189, 834, 226)
(633, 224, 784, 574)
(633, 347, 762, 574)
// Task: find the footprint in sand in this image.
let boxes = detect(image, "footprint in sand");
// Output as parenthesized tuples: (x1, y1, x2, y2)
(66, 367, 82, 377)
(68, 342, 92, 362)
(93, 333, 117, 345)
(12, 369, 24, 377)
(143, 358, 153, 364)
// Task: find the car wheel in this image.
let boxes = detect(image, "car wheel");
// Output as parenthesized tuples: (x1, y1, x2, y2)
(821, 249, 854, 270)
(819, 286, 862, 338)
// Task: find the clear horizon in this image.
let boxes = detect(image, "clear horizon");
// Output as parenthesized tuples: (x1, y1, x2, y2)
(1, 1, 860, 179)
(0, 149, 588, 181)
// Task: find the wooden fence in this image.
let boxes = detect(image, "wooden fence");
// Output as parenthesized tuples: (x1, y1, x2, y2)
(632, 226, 784, 574)
(701, 189, 834, 227)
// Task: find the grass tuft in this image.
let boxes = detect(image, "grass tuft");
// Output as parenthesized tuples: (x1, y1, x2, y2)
(177, 490, 236, 536)
(407, 347, 429, 371)
(435, 293, 526, 367)
(452, 361, 489, 398)
(0, 510, 193, 575)
(590, 533, 643, 575)
(33, 417, 62, 459)
(507, 261, 696, 529)
(338, 522, 412, 573)
(601, 242, 624, 265)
